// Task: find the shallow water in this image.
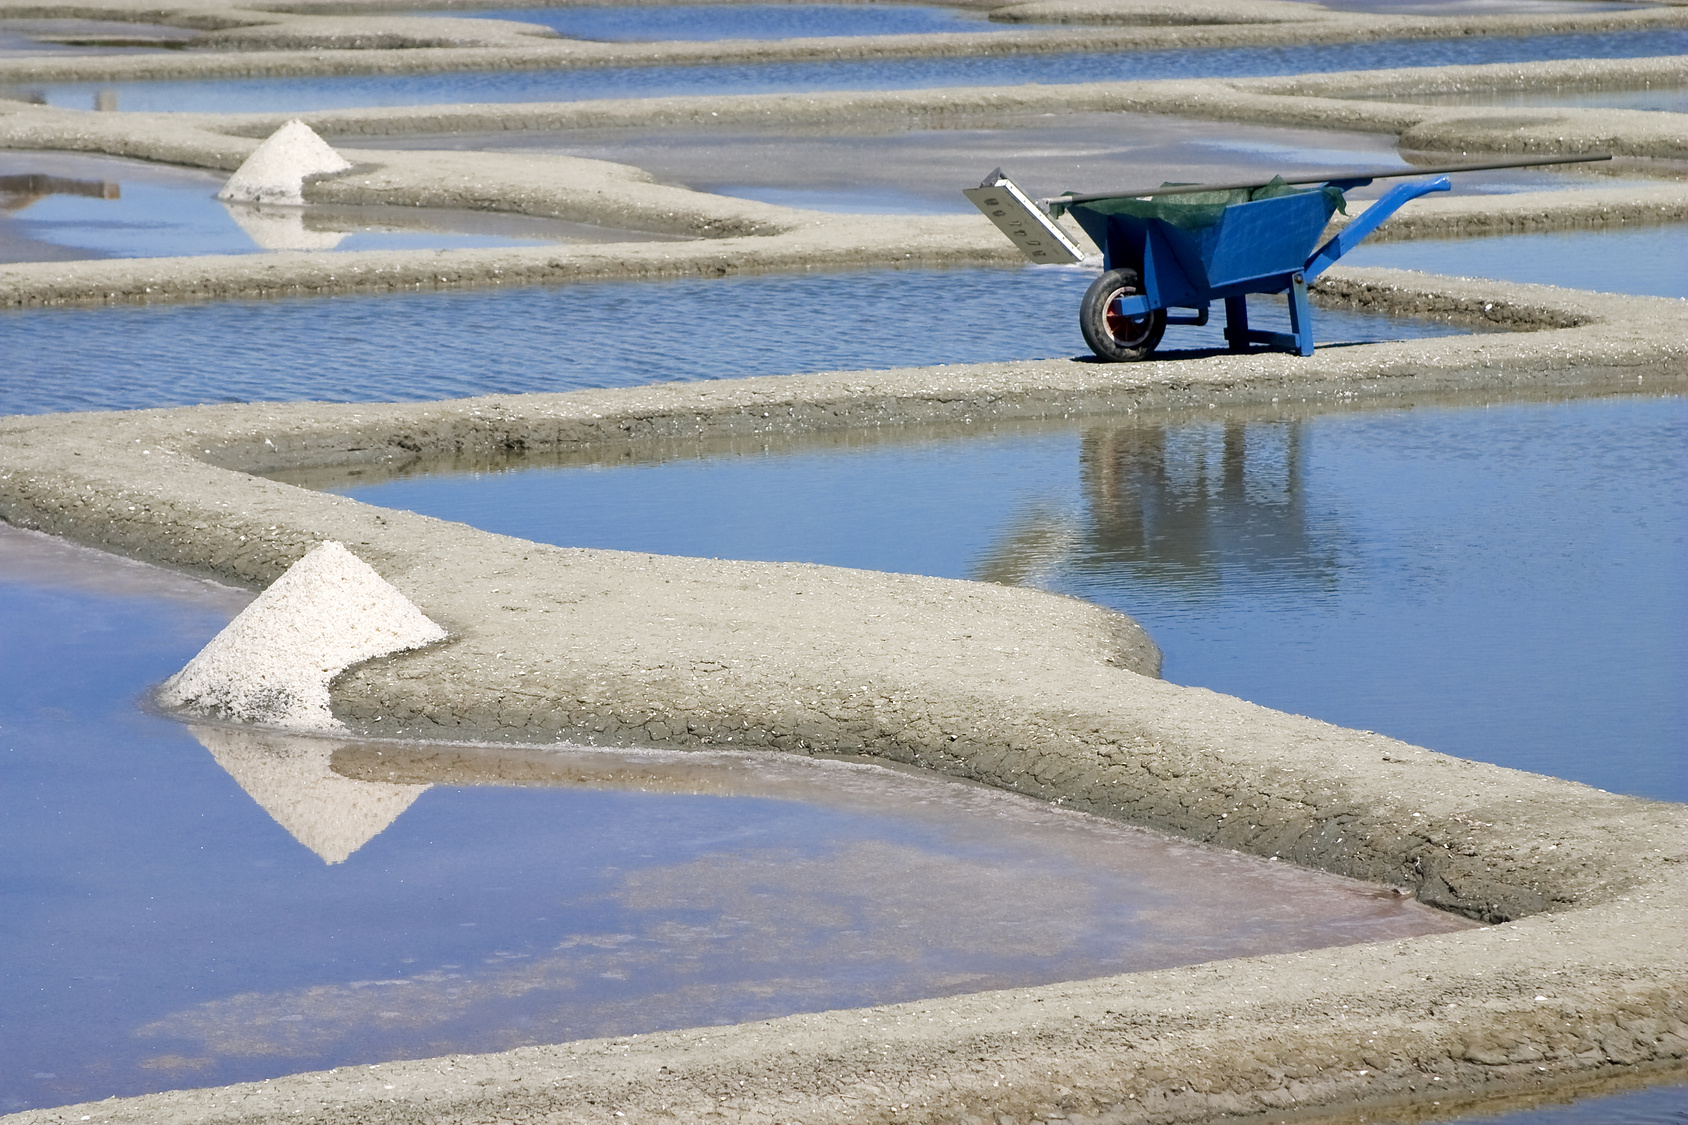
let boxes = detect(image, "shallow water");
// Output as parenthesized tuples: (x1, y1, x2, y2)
(1461, 1083, 1688, 1124)
(433, 3, 1024, 40)
(0, 150, 672, 262)
(1344, 223, 1688, 298)
(331, 394, 1687, 805)
(0, 264, 1482, 415)
(0, 525, 1477, 1111)
(4, 30, 1678, 113)
(372, 110, 1636, 214)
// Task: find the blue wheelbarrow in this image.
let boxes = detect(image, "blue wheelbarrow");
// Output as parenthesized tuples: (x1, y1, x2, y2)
(964, 155, 1608, 362)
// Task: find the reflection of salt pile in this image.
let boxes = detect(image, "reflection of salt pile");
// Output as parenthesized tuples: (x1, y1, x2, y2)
(157, 541, 446, 731)
(190, 725, 427, 864)
(218, 119, 351, 206)
(222, 202, 348, 251)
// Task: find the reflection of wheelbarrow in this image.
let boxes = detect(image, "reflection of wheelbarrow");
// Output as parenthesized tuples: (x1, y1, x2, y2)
(964, 155, 1609, 361)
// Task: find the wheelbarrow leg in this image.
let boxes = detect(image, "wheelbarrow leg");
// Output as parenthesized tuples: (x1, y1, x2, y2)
(1286, 271, 1315, 357)
(1223, 296, 1250, 352)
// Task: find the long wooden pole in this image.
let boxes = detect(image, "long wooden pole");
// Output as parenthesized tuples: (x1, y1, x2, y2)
(1045, 153, 1612, 206)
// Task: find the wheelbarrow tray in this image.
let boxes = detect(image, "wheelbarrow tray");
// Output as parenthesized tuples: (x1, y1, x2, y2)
(963, 167, 1452, 359)
(1065, 188, 1342, 307)
(1057, 176, 1447, 357)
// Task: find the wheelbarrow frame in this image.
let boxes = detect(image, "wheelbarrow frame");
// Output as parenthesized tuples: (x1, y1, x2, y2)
(1069, 175, 1451, 358)
(971, 156, 1610, 361)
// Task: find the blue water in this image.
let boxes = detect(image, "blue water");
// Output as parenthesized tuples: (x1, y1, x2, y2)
(0, 151, 665, 263)
(439, 3, 1021, 40)
(1469, 1084, 1687, 1125)
(5, 31, 1679, 113)
(0, 528, 1471, 1111)
(0, 179, 551, 260)
(0, 265, 1480, 415)
(336, 395, 1688, 805)
(1344, 224, 1688, 299)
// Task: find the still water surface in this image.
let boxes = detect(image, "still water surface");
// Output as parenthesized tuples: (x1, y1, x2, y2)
(0, 150, 669, 263)
(0, 526, 1475, 1110)
(0, 265, 1481, 415)
(1344, 223, 1688, 299)
(13, 216, 1681, 416)
(6, 31, 1677, 112)
(333, 395, 1687, 805)
(1465, 1085, 1688, 1124)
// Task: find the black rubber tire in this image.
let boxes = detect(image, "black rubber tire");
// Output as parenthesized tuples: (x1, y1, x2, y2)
(1080, 267, 1166, 362)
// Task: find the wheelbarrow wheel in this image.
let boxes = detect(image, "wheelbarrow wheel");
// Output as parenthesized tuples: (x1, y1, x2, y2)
(1080, 268, 1166, 362)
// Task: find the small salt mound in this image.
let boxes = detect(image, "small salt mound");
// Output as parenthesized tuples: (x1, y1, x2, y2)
(158, 541, 446, 732)
(218, 119, 352, 206)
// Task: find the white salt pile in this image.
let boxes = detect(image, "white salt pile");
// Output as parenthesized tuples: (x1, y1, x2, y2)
(157, 541, 446, 731)
(218, 119, 352, 206)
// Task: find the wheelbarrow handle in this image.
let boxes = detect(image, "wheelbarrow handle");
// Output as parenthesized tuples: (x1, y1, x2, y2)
(1045, 154, 1611, 209)
(1303, 176, 1451, 281)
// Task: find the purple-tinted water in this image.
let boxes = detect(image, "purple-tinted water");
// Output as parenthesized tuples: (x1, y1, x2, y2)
(0, 525, 1477, 1112)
